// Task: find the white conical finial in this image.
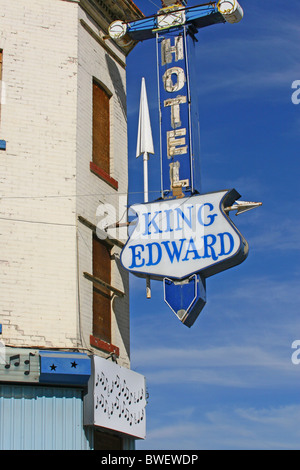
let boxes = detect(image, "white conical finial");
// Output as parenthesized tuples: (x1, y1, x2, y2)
(136, 78, 154, 159)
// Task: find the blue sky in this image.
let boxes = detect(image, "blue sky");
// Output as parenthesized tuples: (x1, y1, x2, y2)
(125, 0, 300, 450)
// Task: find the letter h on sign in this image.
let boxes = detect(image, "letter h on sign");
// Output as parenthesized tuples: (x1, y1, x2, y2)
(157, 27, 201, 198)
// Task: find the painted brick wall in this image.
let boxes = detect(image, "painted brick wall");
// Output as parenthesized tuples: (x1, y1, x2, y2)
(76, 7, 130, 367)
(0, 0, 131, 366)
(0, 0, 79, 348)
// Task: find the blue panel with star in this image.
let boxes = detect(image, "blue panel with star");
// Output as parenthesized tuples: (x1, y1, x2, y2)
(39, 351, 91, 386)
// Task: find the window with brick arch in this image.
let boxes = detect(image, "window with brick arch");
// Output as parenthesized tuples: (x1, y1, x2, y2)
(92, 235, 112, 344)
(92, 79, 111, 175)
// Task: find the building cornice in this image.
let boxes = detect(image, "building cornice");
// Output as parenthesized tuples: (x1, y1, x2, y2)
(79, 0, 144, 55)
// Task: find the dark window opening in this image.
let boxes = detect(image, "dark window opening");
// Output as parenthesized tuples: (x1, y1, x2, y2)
(93, 430, 123, 450)
(92, 235, 112, 344)
(92, 80, 111, 175)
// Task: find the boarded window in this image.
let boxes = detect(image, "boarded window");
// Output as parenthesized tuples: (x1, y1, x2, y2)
(93, 80, 110, 175)
(93, 235, 112, 344)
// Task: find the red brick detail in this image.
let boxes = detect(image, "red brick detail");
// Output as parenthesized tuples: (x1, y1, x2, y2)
(90, 335, 120, 357)
(90, 162, 118, 190)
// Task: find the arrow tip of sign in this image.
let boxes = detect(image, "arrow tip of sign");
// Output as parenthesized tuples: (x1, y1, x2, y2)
(235, 201, 262, 215)
(224, 201, 263, 216)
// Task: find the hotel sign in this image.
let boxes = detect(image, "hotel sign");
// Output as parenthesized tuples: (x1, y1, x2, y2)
(121, 189, 248, 280)
(157, 27, 201, 197)
(109, 1, 258, 326)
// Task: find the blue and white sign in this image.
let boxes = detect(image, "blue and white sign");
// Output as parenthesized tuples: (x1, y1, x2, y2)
(157, 27, 201, 197)
(108, 1, 260, 326)
(121, 189, 248, 281)
(164, 274, 206, 328)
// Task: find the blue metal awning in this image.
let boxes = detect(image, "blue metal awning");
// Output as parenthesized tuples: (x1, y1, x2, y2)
(39, 351, 91, 386)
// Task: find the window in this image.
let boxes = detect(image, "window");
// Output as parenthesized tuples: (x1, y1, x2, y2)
(92, 235, 112, 344)
(91, 79, 118, 189)
(80, 216, 123, 355)
(93, 80, 110, 174)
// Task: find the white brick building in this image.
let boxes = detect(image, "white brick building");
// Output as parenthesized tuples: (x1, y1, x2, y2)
(0, 0, 143, 370)
(0, 0, 147, 451)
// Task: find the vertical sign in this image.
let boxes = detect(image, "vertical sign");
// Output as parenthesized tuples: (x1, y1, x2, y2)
(157, 26, 201, 198)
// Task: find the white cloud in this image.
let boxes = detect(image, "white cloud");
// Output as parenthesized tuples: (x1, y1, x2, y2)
(139, 404, 300, 450)
(131, 270, 300, 396)
(128, 1, 300, 451)
(214, 275, 300, 307)
(195, 13, 300, 101)
(133, 343, 296, 390)
(245, 214, 300, 253)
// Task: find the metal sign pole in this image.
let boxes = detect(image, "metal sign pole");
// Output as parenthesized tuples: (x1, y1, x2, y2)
(136, 77, 154, 298)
